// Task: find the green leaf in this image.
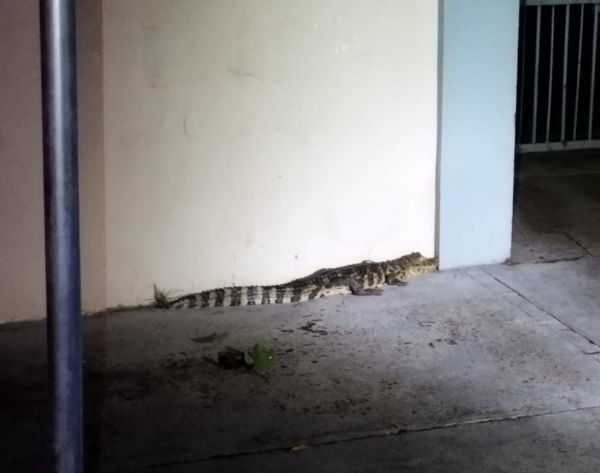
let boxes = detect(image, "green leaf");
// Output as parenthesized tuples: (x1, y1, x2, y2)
(247, 343, 275, 373)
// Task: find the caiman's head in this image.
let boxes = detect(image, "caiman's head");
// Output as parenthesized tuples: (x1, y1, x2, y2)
(395, 252, 439, 277)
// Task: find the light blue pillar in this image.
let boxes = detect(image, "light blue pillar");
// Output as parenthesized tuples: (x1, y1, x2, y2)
(438, 0, 520, 269)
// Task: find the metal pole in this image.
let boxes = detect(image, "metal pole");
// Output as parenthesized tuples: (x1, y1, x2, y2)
(39, 1, 83, 472)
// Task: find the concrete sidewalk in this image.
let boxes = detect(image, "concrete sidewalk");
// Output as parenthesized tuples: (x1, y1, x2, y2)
(2, 256, 600, 472)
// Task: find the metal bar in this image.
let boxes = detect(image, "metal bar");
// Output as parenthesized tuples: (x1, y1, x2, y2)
(526, 0, 600, 6)
(517, 5, 528, 145)
(532, 5, 542, 143)
(573, 4, 585, 140)
(39, 0, 83, 472)
(589, 4, 599, 139)
(561, 4, 570, 142)
(517, 139, 600, 152)
(546, 6, 556, 143)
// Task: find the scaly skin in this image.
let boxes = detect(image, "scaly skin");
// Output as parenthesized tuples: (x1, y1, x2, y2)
(155, 252, 438, 309)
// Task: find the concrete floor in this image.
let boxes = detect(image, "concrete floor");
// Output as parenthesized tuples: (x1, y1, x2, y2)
(2, 155, 600, 472)
(512, 151, 600, 263)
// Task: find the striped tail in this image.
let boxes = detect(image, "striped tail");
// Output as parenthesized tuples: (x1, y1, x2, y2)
(155, 282, 343, 309)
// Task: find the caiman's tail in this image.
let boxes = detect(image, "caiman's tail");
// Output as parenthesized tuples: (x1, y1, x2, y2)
(153, 283, 326, 309)
(154, 280, 340, 309)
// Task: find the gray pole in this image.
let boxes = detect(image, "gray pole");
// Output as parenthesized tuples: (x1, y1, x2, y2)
(39, 0, 83, 471)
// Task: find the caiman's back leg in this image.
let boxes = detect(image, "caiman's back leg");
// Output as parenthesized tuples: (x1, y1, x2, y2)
(349, 276, 383, 296)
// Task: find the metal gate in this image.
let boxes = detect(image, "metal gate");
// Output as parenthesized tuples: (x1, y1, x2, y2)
(516, 0, 600, 153)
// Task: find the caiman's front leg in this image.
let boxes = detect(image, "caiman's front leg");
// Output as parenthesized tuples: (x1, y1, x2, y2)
(386, 275, 408, 287)
(351, 286, 383, 296)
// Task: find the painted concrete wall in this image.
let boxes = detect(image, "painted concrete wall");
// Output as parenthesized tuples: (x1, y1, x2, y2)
(0, 0, 45, 322)
(438, 0, 520, 269)
(103, 0, 439, 307)
(0, 0, 105, 322)
(0, 1, 438, 321)
(78, 0, 107, 315)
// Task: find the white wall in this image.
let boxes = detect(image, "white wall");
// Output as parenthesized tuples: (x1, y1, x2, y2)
(0, 0, 45, 322)
(0, 0, 105, 323)
(103, 0, 439, 307)
(438, 0, 520, 269)
(0, 0, 439, 322)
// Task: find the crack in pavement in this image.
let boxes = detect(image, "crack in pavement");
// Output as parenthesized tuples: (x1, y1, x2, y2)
(564, 232, 593, 257)
(110, 404, 600, 473)
(507, 254, 596, 266)
(481, 266, 600, 351)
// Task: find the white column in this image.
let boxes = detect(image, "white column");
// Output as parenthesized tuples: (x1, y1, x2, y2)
(438, 0, 520, 269)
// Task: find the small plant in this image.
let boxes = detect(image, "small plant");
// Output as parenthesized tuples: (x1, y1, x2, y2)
(153, 284, 170, 308)
(217, 343, 276, 373)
